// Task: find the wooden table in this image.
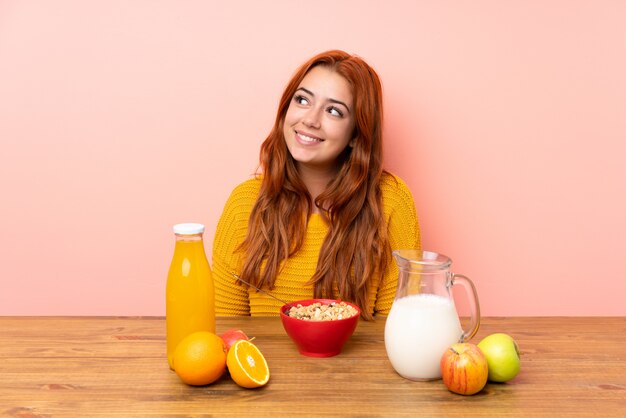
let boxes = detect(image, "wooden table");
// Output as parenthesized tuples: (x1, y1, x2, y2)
(1, 317, 625, 417)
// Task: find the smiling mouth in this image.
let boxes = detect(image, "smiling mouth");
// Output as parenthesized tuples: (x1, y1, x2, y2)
(296, 131, 324, 143)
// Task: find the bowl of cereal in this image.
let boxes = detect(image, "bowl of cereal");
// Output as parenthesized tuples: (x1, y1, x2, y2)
(280, 299, 361, 357)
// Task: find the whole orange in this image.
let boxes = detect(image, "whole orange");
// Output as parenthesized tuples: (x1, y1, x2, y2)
(173, 331, 226, 386)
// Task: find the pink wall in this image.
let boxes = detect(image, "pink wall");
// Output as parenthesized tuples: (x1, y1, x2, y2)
(1, 1, 625, 316)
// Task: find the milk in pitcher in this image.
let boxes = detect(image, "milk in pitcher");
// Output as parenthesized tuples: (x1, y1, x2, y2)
(384, 293, 463, 380)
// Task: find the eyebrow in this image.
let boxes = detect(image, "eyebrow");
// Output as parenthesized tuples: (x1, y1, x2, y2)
(296, 87, 351, 113)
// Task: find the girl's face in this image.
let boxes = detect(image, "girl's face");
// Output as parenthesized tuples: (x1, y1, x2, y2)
(283, 66, 356, 173)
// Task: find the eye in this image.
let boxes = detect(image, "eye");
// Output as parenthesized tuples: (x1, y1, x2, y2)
(327, 106, 344, 117)
(294, 94, 309, 105)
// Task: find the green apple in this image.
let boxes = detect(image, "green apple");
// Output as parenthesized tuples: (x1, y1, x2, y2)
(477, 333, 520, 382)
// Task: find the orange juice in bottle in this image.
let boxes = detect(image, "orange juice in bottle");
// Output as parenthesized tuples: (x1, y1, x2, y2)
(166, 223, 215, 369)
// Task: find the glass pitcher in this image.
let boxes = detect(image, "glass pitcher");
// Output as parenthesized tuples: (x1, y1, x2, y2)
(384, 250, 480, 381)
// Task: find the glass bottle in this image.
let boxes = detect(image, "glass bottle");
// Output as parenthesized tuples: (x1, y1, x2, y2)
(166, 223, 215, 369)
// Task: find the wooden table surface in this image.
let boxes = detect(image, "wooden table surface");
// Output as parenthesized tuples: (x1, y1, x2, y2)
(1, 316, 625, 417)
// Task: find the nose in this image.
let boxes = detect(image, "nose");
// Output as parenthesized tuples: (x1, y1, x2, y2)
(302, 107, 321, 129)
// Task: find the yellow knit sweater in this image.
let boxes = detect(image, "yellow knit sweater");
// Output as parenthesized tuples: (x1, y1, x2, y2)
(212, 173, 420, 317)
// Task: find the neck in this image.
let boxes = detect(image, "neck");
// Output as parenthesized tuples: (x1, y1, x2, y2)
(296, 163, 337, 213)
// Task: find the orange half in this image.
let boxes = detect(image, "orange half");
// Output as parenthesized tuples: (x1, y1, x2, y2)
(226, 340, 270, 388)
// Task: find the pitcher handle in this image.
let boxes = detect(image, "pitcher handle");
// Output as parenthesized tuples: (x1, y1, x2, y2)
(451, 274, 481, 342)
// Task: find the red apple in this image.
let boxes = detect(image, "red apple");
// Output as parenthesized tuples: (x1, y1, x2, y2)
(440, 342, 488, 395)
(220, 329, 249, 351)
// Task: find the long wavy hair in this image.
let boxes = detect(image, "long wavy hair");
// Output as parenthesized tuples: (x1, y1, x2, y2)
(238, 50, 389, 319)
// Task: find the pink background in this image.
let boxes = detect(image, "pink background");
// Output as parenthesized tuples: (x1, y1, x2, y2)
(1, 1, 624, 316)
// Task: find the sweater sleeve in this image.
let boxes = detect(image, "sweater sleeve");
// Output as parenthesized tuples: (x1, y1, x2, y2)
(374, 174, 421, 315)
(212, 179, 261, 316)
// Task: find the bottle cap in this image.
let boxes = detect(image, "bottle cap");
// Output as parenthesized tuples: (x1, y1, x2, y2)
(173, 223, 205, 235)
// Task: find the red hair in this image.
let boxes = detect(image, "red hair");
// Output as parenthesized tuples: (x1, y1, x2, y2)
(238, 50, 389, 319)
